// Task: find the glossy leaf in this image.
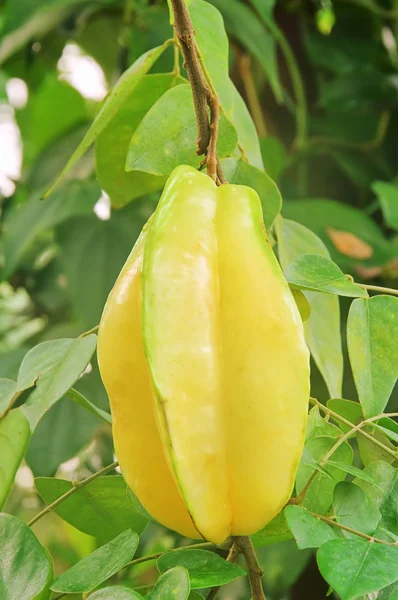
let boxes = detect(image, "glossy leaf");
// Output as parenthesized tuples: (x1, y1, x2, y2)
(51, 529, 139, 593)
(317, 539, 398, 600)
(44, 43, 171, 198)
(285, 254, 368, 297)
(296, 436, 353, 514)
(89, 587, 144, 600)
(149, 567, 190, 600)
(0, 409, 31, 509)
(190, 0, 263, 168)
(284, 505, 338, 549)
(17, 335, 97, 430)
(275, 216, 343, 397)
(347, 296, 398, 417)
(36, 476, 148, 541)
(354, 461, 398, 536)
(126, 84, 237, 175)
(0, 379, 16, 414)
(0, 513, 53, 600)
(333, 481, 381, 537)
(157, 549, 246, 589)
(221, 157, 281, 228)
(372, 181, 398, 231)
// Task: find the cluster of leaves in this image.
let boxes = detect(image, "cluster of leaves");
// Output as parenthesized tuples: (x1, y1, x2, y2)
(1, 0, 398, 598)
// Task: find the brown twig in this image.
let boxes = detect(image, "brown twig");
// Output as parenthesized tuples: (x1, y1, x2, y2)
(238, 54, 267, 138)
(235, 536, 266, 599)
(170, 0, 223, 182)
(207, 542, 241, 600)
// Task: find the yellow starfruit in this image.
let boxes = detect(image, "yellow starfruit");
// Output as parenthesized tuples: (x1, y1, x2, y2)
(97, 165, 310, 544)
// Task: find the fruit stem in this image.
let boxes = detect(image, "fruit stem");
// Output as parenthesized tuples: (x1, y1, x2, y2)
(235, 536, 266, 599)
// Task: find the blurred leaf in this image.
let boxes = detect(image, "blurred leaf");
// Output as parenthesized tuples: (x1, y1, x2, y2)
(296, 436, 353, 514)
(96, 74, 181, 207)
(35, 475, 148, 541)
(284, 505, 338, 549)
(291, 289, 311, 322)
(0, 513, 53, 599)
(126, 84, 238, 175)
(257, 540, 311, 596)
(378, 582, 398, 599)
(285, 253, 368, 297)
(188, 594, 205, 600)
(327, 227, 373, 260)
(275, 216, 343, 397)
(317, 539, 398, 600)
(283, 199, 392, 270)
(252, 511, 293, 547)
(17, 335, 97, 430)
(333, 481, 381, 537)
(209, 0, 282, 102)
(354, 461, 398, 536)
(44, 43, 172, 198)
(18, 76, 88, 164)
(149, 567, 190, 600)
(68, 388, 111, 425)
(26, 397, 99, 476)
(347, 296, 398, 417)
(221, 157, 281, 228)
(326, 399, 363, 433)
(260, 137, 287, 181)
(248, 0, 277, 29)
(2, 180, 100, 278)
(306, 406, 341, 440)
(89, 587, 143, 600)
(127, 488, 155, 522)
(157, 549, 245, 589)
(51, 529, 139, 593)
(190, 0, 263, 168)
(0, 379, 16, 414)
(0, 409, 31, 509)
(372, 181, 398, 231)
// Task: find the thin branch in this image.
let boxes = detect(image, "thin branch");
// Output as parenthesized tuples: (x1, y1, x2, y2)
(123, 541, 215, 570)
(170, 0, 223, 182)
(28, 461, 119, 527)
(307, 509, 398, 546)
(235, 536, 266, 600)
(207, 542, 241, 600)
(78, 324, 99, 338)
(310, 397, 397, 460)
(237, 54, 267, 138)
(359, 283, 398, 297)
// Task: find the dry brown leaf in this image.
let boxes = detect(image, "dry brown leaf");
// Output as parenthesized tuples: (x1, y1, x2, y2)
(327, 227, 373, 259)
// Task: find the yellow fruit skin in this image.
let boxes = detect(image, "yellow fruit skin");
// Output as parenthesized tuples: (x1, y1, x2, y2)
(98, 165, 310, 544)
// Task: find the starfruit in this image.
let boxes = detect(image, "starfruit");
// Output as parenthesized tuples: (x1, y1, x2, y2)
(97, 165, 310, 544)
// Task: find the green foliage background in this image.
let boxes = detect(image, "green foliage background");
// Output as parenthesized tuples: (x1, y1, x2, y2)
(0, 0, 398, 598)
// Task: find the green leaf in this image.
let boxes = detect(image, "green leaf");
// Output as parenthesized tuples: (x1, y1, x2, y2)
(260, 137, 287, 182)
(35, 476, 148, 541)
(317, 539, 398, 600)
(249, 0, 277, 28)
(209, 0, 282, 102)
(284, 505, 338, 549)
(221, 157, 281, 228)
(306, 406, 341, 440)
(188, 594, 205, 600)
(127, 488, 155, 522)
(149, 567, 190, 600)
(373, 422, 398, 444)
(373, 181, 398, 231)
(256, 540, 312, 595)
(126, 84, 237, 175)
(51, 529, 139, 593)
(354, 462, 398, 536)
(378, 582, 398, 600)
(251, 511, 293, 547)
(44, 42, 172, 198)
(285, 254, 368, 298)
(96, 74, 182, 208)
(26, 397, 99, 476)
(347, 296, 398, 418)
(0, 379, 16, 414)
(296, 436, 353, 514)
(157, 549, 246, 589)
(68, 388, 112, 425)
(275, 216, 343, 397)
(89, 587, 144, 600)
(189, 0, 263, 168)
(326, 399, 363, 434)
(2, 180, 100, 278)
(17, 335, 97, 430)
(327, 461, 383, 487)
(333, 481, 381, 537)
(0, 409, 31, 509)
(0, 513, 53, 599)
(291, 289, 311, 322)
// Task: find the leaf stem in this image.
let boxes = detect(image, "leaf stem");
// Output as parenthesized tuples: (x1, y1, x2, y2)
(207, 541, 241, 599)
(169, 0, 223, 182)
(78, 324, 99, 338)
(358, 283, 398, 297)
(123, 541, 215, 570)
(234, 536, 266, 599)
(28, 461, 119, 527)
